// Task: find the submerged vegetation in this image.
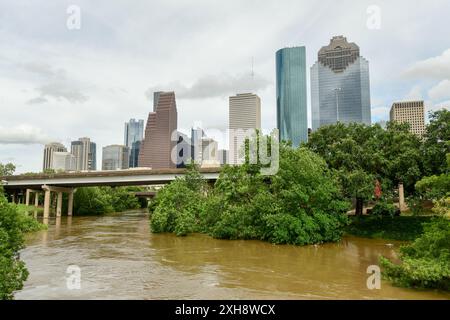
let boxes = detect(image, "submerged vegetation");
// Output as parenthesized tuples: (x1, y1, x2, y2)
(150, 145, 350, 245)
(0, 188, 45, 300)
(73, 186, 143, 215)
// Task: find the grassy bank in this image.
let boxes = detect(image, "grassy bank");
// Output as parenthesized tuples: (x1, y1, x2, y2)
(345, 215, 433, 241)
(15, 204, 43, 215)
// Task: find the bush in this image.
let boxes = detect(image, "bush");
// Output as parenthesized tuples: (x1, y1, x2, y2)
(73, 186, 141, 215)
(150, 145, 350, 245)
(0, 189, 44, 299)
(380, 218, 450, 290)
(371, 199, 398, 218)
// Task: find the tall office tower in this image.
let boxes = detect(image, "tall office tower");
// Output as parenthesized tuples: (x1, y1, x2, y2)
(138, 91, 178, 169)
(191, 127, 205, 164)
(124, 119, 144, 167)
(71, 137, 96, 171)
(201, 137, 219, 167)
(102, 145, 129, 170)
(176, 131, 191, 168)
(311, 36, 371, 130)
(276, 46, 308, 146)
(218, 149, 229, 165)
(390, 101, 426, 136)
(51, 152, 76, 172)
(43, 142, 67, 171)
(229, 93, 261, 165)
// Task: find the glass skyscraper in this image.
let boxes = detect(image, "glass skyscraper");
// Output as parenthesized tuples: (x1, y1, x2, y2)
(311, 36, 371, 130)
(124, 119, 144, 167)
(276, 46, 308, 147)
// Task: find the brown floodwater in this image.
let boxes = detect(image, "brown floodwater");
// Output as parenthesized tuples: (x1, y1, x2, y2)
(15, 211, 450, 300)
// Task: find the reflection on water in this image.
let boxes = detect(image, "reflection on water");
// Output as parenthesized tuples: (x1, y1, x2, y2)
(15, 211, 450, 300)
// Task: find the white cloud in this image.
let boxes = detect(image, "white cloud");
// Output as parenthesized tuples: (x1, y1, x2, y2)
(403, 48, 450, 79)
(428, 79, 450, 101)
(145, 73, 270, 100)
(0, 125, 52, 145)
(404, 85, 423, 101)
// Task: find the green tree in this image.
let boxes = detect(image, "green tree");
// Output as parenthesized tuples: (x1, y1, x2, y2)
(0, 163, 16, 176)
(422, 109, 450, 176)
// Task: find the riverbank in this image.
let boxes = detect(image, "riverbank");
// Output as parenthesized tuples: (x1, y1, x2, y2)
(345, 215, 433, 241)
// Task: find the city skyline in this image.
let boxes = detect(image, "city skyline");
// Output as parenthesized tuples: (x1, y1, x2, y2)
(1, 1, 450, 173)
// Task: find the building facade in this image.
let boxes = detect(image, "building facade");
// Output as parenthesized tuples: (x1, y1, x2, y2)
(311, 36, 371, 130)
(276, 46, 308, 146)
(52, 152, 76, 172)
(102, 145, 129, 170)
(138, 91, 178, 169)
(124, 119, 144, 168)
(191, 127, 205, 164)
(176, 131, 191, 168)
(43, 142, 67, 171)
(71, 137, 97, 171)
(229, 93, 261, 165)
(218, 149, 229, 166)
(390, 101, 426, 136)
(201, 137, 219, 167)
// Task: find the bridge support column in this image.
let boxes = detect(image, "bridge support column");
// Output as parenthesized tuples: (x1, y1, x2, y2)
(399, 183, 407, 212)
(43, 189, 51, 218)
(56, 192, 63, 217)
(68, 191, 74, 216)
(25, 189, 31, 206)
(34, 192, 39, 207)
(11, 193, 15, 204)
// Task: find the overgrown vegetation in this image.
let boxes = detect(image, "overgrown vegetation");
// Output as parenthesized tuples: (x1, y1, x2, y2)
(150, 145, 350, 245)
(345, 216, 432, 241)
(0, 187, 45, 300)
(380, 218, 450, 290)
(73, 186, 143, 215)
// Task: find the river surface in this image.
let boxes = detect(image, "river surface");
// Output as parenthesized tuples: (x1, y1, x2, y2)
(15, 211, 450, 300)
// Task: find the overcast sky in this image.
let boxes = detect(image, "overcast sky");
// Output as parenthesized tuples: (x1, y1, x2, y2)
(1, 0, 449, 173)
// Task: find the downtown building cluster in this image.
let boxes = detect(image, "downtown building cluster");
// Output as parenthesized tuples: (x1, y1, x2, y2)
(42, 35, 427, 172)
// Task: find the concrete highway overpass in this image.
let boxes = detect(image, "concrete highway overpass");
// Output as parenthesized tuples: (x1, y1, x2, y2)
(0, 168, 221, 217)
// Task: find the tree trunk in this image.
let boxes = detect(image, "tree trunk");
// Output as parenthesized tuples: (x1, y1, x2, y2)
(355, 197, 364, 216)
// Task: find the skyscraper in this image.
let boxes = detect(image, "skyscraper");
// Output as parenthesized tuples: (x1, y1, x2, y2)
(390, 101, 426, 136)
(51, 152, 76, 172)
(138, 91, 178, 169)
(71, 137, 96, 171)
(191, 127, 205, 164)
(229, 93, 261, 165)
(124, 119, 144, 168)
(276, 46, 308, 146)
(102, 145, 129, 170)
(43, 142, 67, 171)
(176, 131, 191, 168)
(311, 36, 371, 130)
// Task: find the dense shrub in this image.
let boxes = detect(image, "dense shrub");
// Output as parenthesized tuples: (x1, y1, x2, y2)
(371, 199, 398, 218)
(73, 186, 141, 215)
(150, 146, 350, 245)
(380, 218, 450, 290)
(0, 189, 44, 300)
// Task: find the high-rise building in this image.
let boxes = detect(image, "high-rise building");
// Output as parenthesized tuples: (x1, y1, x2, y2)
(218, 149, 229, 166)
(51, 152, 76, 172)
(43, 142, 67, 171)
(191, 127, 205, 164)
(138, 91, 178, 169)
(276, 46, 308, 146)
(390, 101, 426, 136)
(201, 137, 219, 167)
(176, 131, 191, 168)
(102, 145, 129, 170)
(311, 36, 371, 130)
(71, 137, 96, 171)
(229, 93, 261, 165)
(124, 119, 144, 168)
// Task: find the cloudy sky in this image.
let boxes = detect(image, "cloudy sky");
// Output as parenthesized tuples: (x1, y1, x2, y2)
(1, 0, 449, 173)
